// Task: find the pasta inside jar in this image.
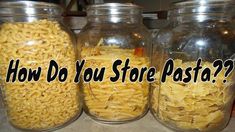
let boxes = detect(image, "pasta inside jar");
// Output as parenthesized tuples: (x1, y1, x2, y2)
(151, 59, 233, 131)
(0, 20, 80, 130)
(81, 39, 150, 122)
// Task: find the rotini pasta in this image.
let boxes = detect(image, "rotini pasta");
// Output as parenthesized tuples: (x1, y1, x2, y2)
(81, 41, 150, 121)
(151, 59, 233, 131)
(0, 20, 80, 130)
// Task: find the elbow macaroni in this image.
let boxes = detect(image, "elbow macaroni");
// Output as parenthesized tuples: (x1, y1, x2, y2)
(81, 43, 149, 121)
(0, 20, 80, 130)
(151, 59, 233, 131)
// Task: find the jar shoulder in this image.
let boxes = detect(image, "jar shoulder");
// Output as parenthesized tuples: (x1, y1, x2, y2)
(154, 21, 235, 60)
(77, 23, 152, 48)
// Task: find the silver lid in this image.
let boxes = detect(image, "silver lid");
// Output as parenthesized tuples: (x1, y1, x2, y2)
(87, 3, 142, 16)
(0, 1, 62, 17)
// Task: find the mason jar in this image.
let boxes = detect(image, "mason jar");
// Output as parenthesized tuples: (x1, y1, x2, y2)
(150, 0, 235, 132)
(77, 3, 151, 123)
(0, 1, 81, 131)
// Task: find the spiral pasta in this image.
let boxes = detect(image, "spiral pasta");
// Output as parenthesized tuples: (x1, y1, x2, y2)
(151, 59, 233, 131)
(0, 20, 80, 129)
(81, 40, 149, 121)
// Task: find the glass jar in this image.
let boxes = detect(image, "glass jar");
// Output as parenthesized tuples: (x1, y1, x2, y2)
(0, 1, 81, 131)
(151, 0, 235, 132)
(77, 3, 151, 123)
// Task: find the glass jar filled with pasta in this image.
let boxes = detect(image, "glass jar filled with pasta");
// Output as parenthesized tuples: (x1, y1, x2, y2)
(77, 3, 151, 123)
(0, 1, 81, 131)
(151, 0, 235, 132)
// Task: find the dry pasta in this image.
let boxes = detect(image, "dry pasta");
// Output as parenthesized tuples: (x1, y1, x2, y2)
(81, 40, 149, 121)
(0, 20, 80, 129)
(151, 59, 233, 131)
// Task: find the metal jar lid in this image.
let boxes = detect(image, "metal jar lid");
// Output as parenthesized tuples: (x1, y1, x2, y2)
(0, 1, 62, 17)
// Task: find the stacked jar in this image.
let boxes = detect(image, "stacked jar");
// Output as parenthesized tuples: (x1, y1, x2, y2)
(151, 0, 235, 132)
(0, 1, 81, 131)
(77, 3, 151, 123)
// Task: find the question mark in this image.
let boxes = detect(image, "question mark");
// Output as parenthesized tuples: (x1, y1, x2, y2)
(223, 59, 234, 83)
(212, 59, 223, 83)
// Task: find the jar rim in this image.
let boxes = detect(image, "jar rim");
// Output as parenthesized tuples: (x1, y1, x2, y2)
(173, 0, 234, 7)
(0, 1, 63, 17)
(171, 0, 235, 13)
(88, 3, 141, 9)
(87, 3, 142, 16)
(169, 0, 235, 22)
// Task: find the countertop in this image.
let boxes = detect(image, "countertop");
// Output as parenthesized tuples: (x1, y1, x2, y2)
(1, 109, 235, 132)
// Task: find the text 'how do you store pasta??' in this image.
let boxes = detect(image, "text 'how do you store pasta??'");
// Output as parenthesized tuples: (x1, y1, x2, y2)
(5, 58, 234, 84)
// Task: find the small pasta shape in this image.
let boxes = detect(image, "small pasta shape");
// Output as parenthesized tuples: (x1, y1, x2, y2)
(0, 20, 80, 130)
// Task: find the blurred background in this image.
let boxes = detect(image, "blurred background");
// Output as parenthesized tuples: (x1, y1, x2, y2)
(0, 0, 180, 13)
(0, 0, 179, 34)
